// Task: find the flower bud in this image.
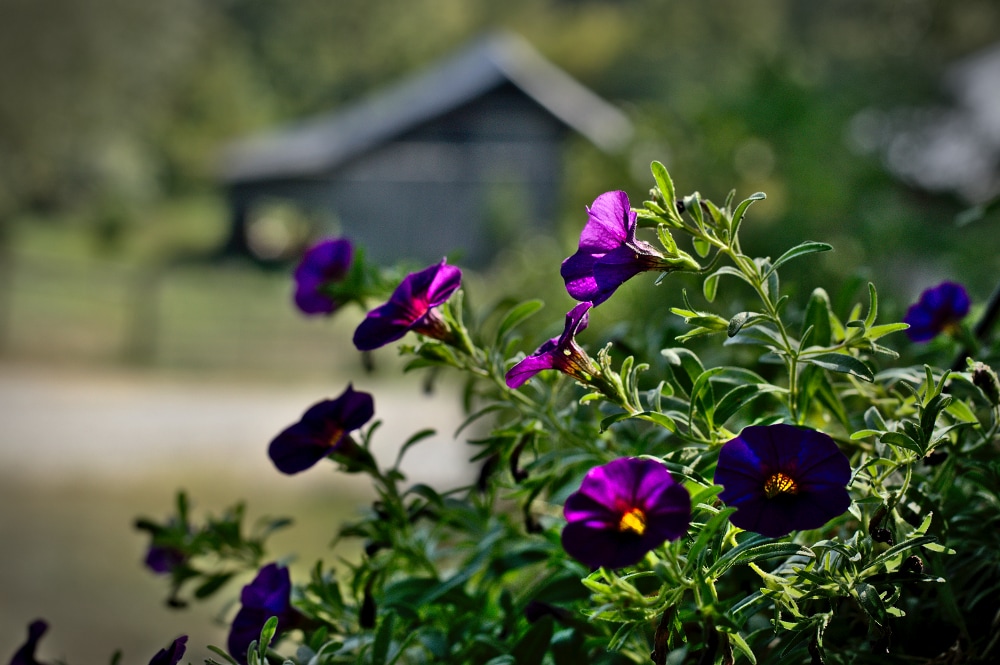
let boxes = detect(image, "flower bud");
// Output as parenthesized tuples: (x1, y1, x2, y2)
(971, 361, 1000, 406)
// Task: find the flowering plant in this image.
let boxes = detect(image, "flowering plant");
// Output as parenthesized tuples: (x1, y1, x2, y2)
(19, 162, 999, 665)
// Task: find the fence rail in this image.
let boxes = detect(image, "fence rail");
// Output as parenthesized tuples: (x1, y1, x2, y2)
(0, 253, 360, 376)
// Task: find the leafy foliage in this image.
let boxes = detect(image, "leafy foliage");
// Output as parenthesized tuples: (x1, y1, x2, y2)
(135, 163, 1000, 664)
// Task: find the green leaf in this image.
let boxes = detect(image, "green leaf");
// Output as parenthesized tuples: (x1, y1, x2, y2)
(730, 191, 766, 239)
(495, 300, 544, 344)
(764, 241, 832, 280)
(714, 384, 785, 425)
(710, 541, 813, 577)
(852, 583, 887, 628)
(194, 572, 234, 599)
(258, 616, 279, 662)
(650, 161, 676, 214)
(803, 352, 874, 382)
(728, 311, 752, 337)
(802, 288, 833, 346)
(866, 322, 909, 340)
(864, 282, 878, 328)
(704, 271, 720, 302)
(880, 431, 923, 454)
(512, 616, 554, 665)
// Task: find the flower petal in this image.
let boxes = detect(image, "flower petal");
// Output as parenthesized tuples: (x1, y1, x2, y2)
(577, 191, 633, 252)
(505, 353, 558, 389)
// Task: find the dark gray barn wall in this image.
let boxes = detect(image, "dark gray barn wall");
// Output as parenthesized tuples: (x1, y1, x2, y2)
(227, 82, 570, 268)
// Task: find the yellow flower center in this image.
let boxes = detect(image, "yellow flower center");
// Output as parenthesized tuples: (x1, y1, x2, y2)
(764, 472, 799, 498)
(618, 507, 646, 535)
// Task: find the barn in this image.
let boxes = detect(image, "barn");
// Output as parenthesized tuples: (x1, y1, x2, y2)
(216, 32, 633, 267)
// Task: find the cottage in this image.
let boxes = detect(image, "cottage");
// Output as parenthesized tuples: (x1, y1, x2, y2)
(216, 32, 632, 267)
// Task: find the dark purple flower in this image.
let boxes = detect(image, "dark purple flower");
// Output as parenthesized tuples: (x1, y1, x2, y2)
(904, 281, 970, 342)
(228, 563, 299, 665)
(293, 238, 354, 315)
(561, 191, 676, 306)
(714, 424, 852, 538)
(148, 636, 188, 665)
(8, 620, 48, 665)
(506, 302, 599, 389)
(144, 544, 186, 574)
(268, 384, 374, 474)
(562, 457, 691, 569)
(353, 259, 462, 351)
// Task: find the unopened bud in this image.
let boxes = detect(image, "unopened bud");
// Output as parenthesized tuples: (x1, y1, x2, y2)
(971, 361, 1000, 405)
(902, 555, 924, 575)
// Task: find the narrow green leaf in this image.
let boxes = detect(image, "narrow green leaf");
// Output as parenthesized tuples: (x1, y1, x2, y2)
(803, 352, 874, 382)
(764, 241, 832, 279)
(495, 300, 544, 345)
(512, 615, 554, 665)
(866, 322, 909, 341)
(704, 271, 720, 302)
(853, 583, 887, 628)
(864, 282, 878, 328)
(880, 431, 923, 454)
(730, 192, 766, 239)
(650, 161, 676, 214)
(728, 311, 752, 337)
(710, 541, 812, 577)
(802, 288, 833, 346)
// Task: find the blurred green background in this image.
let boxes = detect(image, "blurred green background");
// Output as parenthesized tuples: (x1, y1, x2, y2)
(1, 0, 998, 660)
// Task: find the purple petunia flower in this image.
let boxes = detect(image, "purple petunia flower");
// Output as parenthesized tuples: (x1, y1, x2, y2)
(505, 302, 598, 389)
(8, 620, 48, 665)
(714, 424, 852, 538)
(562, 457, 691, 569)
(144, 544, 186, 575)
(148, 636, 188, 665)
(7, 621, 187, 665)
(228, 563, 300, 665)
(353, 259, 462, 351)
(903, 281, 970, 342)
(561, 191, 676, 306)
(268, 384, 374, 475)
(293, 238, 354, 315)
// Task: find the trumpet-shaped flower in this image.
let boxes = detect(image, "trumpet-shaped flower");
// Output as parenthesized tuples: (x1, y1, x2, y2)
(505, 302, 598, 389)
(293, 238, 354, 315)
(561, 457, 691, 569)
(561, 191, 680, 306)
(7, 620, 187, 665)
(268, 384, 374, 475)
(228, 563, 300, 665)
(903, 281, 970, 342)
(714, 424, 851, 538)
(148, 636, 188, 665)
(353, 259, 462, 351)
(8, 620, 48, 665)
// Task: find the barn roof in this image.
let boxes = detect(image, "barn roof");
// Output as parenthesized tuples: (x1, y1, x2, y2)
(218, 32, 633, 184)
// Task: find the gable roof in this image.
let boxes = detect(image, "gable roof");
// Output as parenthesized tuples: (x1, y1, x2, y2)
(218, 32, 633, 184)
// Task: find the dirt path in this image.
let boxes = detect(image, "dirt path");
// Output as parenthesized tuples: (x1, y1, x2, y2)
(0, 362, 478, 661)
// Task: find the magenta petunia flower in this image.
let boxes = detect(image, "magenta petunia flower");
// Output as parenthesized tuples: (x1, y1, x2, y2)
(353, 259, 462, 351)
(903, 281, 970, 342)
(268, 384, 374, 475)
(293, 237, 354, 315)
(714, 424, 852, 538)
(148, 636, 188, 665)
(8, 620, 48, 665)
(228, 563, 300, 665)
(562, 457, 691, 569)
(561, 191, 676, 306)
(505, 302, 599, 389)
